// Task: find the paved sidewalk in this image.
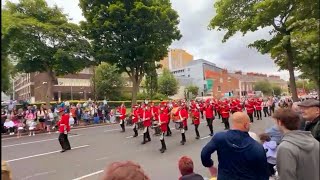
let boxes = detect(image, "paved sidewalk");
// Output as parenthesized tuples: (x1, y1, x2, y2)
(1, 122, 118, 139)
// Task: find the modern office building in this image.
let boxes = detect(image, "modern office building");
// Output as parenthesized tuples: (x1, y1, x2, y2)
(159, 49, 193, 71)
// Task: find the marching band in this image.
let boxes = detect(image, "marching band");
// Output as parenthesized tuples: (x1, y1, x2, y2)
(115, 97, 269, 153)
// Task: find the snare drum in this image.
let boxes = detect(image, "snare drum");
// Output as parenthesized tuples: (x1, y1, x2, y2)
(175, 121, 183, 130)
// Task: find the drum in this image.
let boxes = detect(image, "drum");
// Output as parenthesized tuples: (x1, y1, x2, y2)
(171, 107, 180, 122)
(175, 121, 183, 130)
(137, 121, 144, 130)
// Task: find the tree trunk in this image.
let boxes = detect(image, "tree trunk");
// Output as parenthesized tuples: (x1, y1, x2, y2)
(131, 79, 139, 107)
(285, 38, 299, 102)
(45, 70, 55, 110)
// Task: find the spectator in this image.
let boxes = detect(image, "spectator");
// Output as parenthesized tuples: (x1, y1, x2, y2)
(201, 112, 268, 180)
(273, 108, 319, 180)
(102, 161, 150, 180)
(4, 119, 15, 135)
(2, 161, 12, 180)
(265, 124, 283, 145)
(178, 156, 204, 180)
(46, 109, 54, 134)
(259, 133, 277, 177)
(298, 99, 320, 141)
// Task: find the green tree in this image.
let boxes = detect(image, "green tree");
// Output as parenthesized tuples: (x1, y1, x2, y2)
(145, 68, 158, 100)
(272, 85, 282, 96)
(3, 0, 92, 107)
(254, 80, 273, 95)
(79, 0, 181, 105)
(93, 63, 124, 100)
(158, 68, 178, 96)
(186, 85, 199, 97)
(296, 80, 317, 93)
(209, 0, 319, 102)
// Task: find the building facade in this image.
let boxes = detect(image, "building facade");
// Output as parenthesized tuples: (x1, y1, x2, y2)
(159, 49, 193, 71)
(13, 68, 94, 103)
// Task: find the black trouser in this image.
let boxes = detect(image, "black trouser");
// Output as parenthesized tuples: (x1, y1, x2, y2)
(267, 163, 275, 176)
(133, 123, 138, 136)
(73, 116, 77, 125)
(195, 124, 200, 137)
(248, 113, 253, 123)
(206, 118, 214, 134)
(254, 109, 257, 117)
(269, 107, 274, 116)
(120, 120, 125, 132)
(166, 119, 172, 135)
(222, 118, 230, 129)
(59, 133, 71, 150)
(201, 111, 204, 119)
(214, 109, 217, 117)
(142, 127, 151, 142)
(218, 112, 221, 119)
(257, 110, 262, 119)
(263, 107, 269, 117)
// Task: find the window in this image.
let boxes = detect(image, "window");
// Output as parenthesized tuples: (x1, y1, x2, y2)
(218, 86, 221, 92)
(220, 78, 223, 83)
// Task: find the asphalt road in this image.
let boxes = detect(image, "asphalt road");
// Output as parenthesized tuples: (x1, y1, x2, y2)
(2, 115, 274, 180)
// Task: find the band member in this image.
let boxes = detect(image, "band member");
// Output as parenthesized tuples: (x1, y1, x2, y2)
(175, 104, 188, 145)
(220, 103, 230, 130)
(118, 103, 126, 132)
(191, 106, 200, 139)
(158, 107, 168, 153)
(57, 109, 71, 153)
(131, 105, 139, 137)
(262, 100, 270, 117)
(163, 102, 172, 136)
(246, 99, 254, 123)
(150, 102, 160, 136)
(255, 99, 262, 120)
(141, 106, 151, 144)
(204, 102, 214, 136)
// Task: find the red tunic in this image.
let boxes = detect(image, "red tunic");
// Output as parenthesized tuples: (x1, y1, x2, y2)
(119, 106, 126, 120)
(175, 108, 188, 127)
(204, 104, 214, 118)
(158, 113, 168, 132)
(192, 110, 200, 125)
(131, 109, 139, 123)
(255, 101, 262, 111)
(246, 103, 254, 114)
(57, 113, 70, 133)
(221, 106, 230, 118)
(141, 110, 152, 127)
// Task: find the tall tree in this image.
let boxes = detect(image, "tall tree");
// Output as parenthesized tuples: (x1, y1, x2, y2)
(3, 0, 92, 107)
(158, 68, 178, 96)
(79, 0, 181, 105)
(93, 63, 124, 100)
(254, 80, 273, 95)
(209, 0, 319, 102)
(186, 85, 199, 97)
(145, 67, 158, 100)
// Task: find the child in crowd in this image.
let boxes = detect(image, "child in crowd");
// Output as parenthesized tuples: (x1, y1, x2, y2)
(178, 156, 204, 180)
(69, 112, 75, 127)
(46, 109, 54, 134)
(109, 109, 115, 123)
(93, 113, 100, 124)
(4, 119, 15, 135)
(259, 133, 277, 177)
(17, 120, 25, 138)
(27, 119, 37, 136)
(82, 110, 90, 125)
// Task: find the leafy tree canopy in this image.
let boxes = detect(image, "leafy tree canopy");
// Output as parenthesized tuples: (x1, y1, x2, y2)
(254, 80, 273, 95)
(79, 0, 181, 104)
(93, 63, 124, 100)
(158, 68, 178, 96)
(3, 0, 93, 105)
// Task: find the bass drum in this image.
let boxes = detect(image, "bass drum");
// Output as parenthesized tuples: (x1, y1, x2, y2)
(175, 121, 183, 130)
(170, 107, 180, 122)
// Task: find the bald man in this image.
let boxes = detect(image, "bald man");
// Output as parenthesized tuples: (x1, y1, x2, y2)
(201, 112, 268, 180)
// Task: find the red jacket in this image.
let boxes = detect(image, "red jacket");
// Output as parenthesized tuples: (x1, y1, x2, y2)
(221, 106, 230, 118)
(118, 106, 126, 120)
(192, 109, 200, 125)
(150, 106, 158, 118)
(57, 113, 70, 133)
(246, 103, 254, 114)
(141, 110, 152, 127)
(255, 101, 262, 111)
(175, 108, 188, 127)
(204, 105, 214, 118)
(157, 112, 168, 132)
(131, 109, 139, 123)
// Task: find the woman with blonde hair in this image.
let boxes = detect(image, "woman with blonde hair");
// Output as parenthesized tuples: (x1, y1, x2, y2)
(102, 161, 150, 180)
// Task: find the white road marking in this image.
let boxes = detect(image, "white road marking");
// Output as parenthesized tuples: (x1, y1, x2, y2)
(72, 170, 104, 180)
(95, 156, 110, 161)
(200, 136, 211, 140)
(2, 134, 82, 148)
(125, 134, 143, 138)
(6, 145, 90, 163)
(103, 128, 121, 132)
(21, 170, 57, 180)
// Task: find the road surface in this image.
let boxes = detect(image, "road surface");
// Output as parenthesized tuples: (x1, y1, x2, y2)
(2, 115, 274, 180)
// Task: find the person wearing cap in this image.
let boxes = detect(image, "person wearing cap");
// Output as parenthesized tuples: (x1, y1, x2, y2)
(204, 102, 215, 136)
(246, 99, 255, 123)
(150, 102, 160, 136)
(255, 98, 263, 120)
(157, 106, 168, 153)
(298, 99, 320, 142)
(191, 106, 201, 139)
(175, 104, 188, 145)
(118, 103, 126, 132)
(141, 106, 151, 144)
(131, 105, 140, 137)
(162, 102, 172, 136)
(57, 108, 71, 153)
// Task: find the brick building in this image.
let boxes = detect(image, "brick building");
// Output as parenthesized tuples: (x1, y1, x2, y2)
(13, 68, 94, 103)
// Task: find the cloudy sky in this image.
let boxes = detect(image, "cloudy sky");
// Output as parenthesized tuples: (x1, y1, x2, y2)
(3, 0, 294, 80)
